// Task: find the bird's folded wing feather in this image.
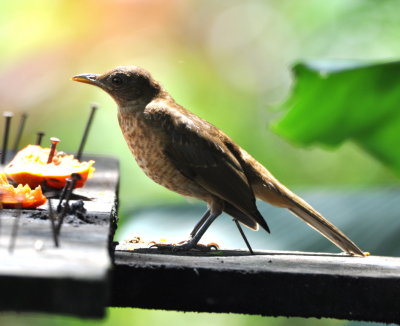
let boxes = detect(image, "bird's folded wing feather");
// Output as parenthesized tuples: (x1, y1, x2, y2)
(143, 103, 261, 220)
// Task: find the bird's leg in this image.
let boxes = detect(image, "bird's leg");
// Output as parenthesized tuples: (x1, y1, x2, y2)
(188, 210, 220, 246)
(149, 210, 220, 252)
(172, 207, 222, 251)
(189, 209, 210, 238)
(233, 219, 254, 255)
(150, 202, 222, 252)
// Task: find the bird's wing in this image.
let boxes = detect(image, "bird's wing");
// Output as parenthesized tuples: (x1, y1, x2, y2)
(144, 103, 268, 231)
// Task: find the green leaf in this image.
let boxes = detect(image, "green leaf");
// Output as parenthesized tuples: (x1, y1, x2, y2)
(273, 61, 400, 175)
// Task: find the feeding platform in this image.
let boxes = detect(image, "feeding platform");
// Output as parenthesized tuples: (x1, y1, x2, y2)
(0, 155, 118, 318)
(1, 155, 400, 324)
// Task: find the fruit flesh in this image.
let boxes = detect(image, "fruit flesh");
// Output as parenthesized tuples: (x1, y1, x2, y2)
(5, 145, 95, 189)
(0, 172, 47, 209)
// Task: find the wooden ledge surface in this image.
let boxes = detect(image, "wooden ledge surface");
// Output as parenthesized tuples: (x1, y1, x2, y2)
(111, 246, 400, 324)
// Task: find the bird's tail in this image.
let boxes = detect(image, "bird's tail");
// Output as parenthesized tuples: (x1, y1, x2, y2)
(239, 149, 365, 256)
(286, 193, 365, 256)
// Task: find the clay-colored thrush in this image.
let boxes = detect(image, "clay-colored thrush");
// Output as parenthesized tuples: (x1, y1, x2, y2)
(72, 66, 364, 256)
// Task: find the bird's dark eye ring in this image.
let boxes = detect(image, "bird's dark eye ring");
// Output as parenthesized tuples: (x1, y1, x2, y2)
(111, 76, 123, 86)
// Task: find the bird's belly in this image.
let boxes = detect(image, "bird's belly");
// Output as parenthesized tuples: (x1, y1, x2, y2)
(119, 115, 209, 201)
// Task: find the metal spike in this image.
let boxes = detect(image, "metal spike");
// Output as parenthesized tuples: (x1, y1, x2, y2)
(12, 113, 28, 152)
(57, 179, 71, 212)
(47, 198, 59, 247)
(36, 131, 45, 146)
(47, 137, 60, 164)
(76, 104, 98, 161)
(9, 197, 22, 254)
(1, 112, 14, 165)
(56, 173, 82, 235)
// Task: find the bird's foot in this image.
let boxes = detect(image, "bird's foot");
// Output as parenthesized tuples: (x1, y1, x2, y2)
(173, 240, 219, 252)
(149, 240, 219, 252)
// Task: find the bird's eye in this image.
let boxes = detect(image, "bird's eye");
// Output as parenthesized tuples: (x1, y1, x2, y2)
(111, 75, 124, 86)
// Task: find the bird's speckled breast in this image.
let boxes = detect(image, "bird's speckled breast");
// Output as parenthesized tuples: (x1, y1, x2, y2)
(117, 111, 210, 201)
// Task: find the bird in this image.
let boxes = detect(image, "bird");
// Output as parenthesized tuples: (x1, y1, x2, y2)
(72, 65, 365, 256)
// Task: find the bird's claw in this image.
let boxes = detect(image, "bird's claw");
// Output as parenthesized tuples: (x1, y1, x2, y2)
(148, 242, 175, 251)
(149, 240, 219, 252)
(172, 241, 219, 252)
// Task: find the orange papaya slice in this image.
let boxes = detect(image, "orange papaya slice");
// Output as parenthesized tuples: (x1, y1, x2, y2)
(5, 145, 95, 189)
(0, 172, 47, 209)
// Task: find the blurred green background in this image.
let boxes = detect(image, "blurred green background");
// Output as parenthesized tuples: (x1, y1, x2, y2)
(1, 0, 400, 325)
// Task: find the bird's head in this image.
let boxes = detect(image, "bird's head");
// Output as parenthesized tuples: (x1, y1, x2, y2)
(72, 66, 161, 110)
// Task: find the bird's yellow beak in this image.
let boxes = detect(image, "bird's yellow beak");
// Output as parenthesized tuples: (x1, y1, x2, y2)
(71, 74, 100, 85)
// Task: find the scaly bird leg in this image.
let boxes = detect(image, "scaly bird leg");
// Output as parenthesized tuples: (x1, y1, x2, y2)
(190, 209, 210, 238)
(149, 208, 219, 252)
(233, 219, 255, 255)
(189, 210, 221, 246)
(192, 209, 255, 254)
(171, 208, 221, 251)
